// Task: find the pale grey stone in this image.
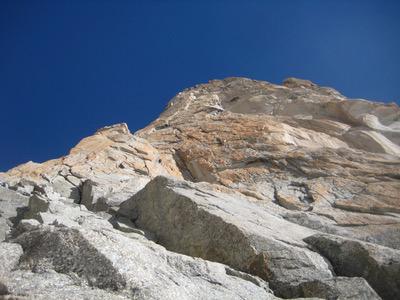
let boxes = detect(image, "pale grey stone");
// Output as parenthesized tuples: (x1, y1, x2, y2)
(0, 187, 29, 241)
(16, 219, 41, 233)
(24, 190, 113, 230)
(119, 176, 334, 298)
(51, 175, 80, 202)
(81, 175, 149, 212)
(13, 225, 278, 300)
(4, 271, 129, 300)
(0, 242, 23, 275)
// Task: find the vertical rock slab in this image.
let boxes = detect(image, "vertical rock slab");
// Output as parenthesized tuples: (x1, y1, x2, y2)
(0, 186, 29, 241)
(119, 176, 333, 297)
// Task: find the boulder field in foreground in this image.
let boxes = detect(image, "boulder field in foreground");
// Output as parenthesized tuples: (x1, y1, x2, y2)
(118, 175, 382, 299)
(0, 77, 399, 299)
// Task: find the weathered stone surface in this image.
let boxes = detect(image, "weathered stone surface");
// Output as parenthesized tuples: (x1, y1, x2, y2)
(3, 271, 129, 299)
(304, 233, 400, 300)
(1, 77, 399, 299)
(0, 242, 23, 275)
(12, 225, 278, 300)
(134, 77, 400, 251)
(24, 187, 113, 230)
(0, 242, 24, 297)
(15, 218, 41, 233)
(296, 277, 381, 300)
(80, 175, 149, 211)
(0, 186, 29, 241)
(0, 124, 182, 210)
(119, 176, 334, 297)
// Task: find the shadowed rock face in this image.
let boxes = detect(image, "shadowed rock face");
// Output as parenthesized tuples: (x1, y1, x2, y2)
(304, 234, 400, 300)
(0, 77, 398, 299)
(295, 277, 381, 300)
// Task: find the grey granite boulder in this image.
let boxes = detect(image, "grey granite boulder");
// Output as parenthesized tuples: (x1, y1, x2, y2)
(118, 176, 334, 298)
(0, 242, 23, 297)
(0, 242, 23, 275)
(80, 175, 150, 212)
(0, 186, 29, 241)
(304, 233, 400, 300)
(2, 270, 129, 299)
(296, 277, 381, 300)
(12, 225, 278, 300)
(24, 186, 113, 230)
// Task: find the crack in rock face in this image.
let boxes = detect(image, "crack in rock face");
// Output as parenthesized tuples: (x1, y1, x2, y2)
(0, 77, 399, 299)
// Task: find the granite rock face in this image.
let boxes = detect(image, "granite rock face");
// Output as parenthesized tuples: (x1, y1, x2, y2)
(305, 233, 400, 300)
(1, 123, 181, 209)
(10, 225, 277, 300)
(0, 77, 399, 299)
(0, 186, 29, 241)
(295, 277, 381, 300)
(118, 176, 333, 298)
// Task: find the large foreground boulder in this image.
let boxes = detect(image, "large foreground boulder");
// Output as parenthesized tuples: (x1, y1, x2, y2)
(9, 225, 278, 300)
(295, 277, 381, 300)
(119, 176, 335, 298)
(304, 233, 400, 300)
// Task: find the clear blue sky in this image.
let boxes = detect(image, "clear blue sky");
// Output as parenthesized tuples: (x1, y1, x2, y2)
(0, 0, 399, 171)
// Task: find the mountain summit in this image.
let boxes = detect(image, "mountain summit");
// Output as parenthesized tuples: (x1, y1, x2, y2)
(1, 78, 399, 299)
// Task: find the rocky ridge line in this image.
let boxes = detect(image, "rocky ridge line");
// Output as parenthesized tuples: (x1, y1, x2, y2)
(0, 77, 399, 299)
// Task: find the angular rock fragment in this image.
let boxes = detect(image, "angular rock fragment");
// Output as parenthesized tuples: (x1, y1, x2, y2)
(304, 233, 400, 300)
(80, 175, 149, 212)
(0, 186, 29, 241)
(296, 277, 381, 300)
(24, 186, 113, 230)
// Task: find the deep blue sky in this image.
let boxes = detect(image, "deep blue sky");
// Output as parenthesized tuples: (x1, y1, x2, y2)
(1, 1, 399, 171)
